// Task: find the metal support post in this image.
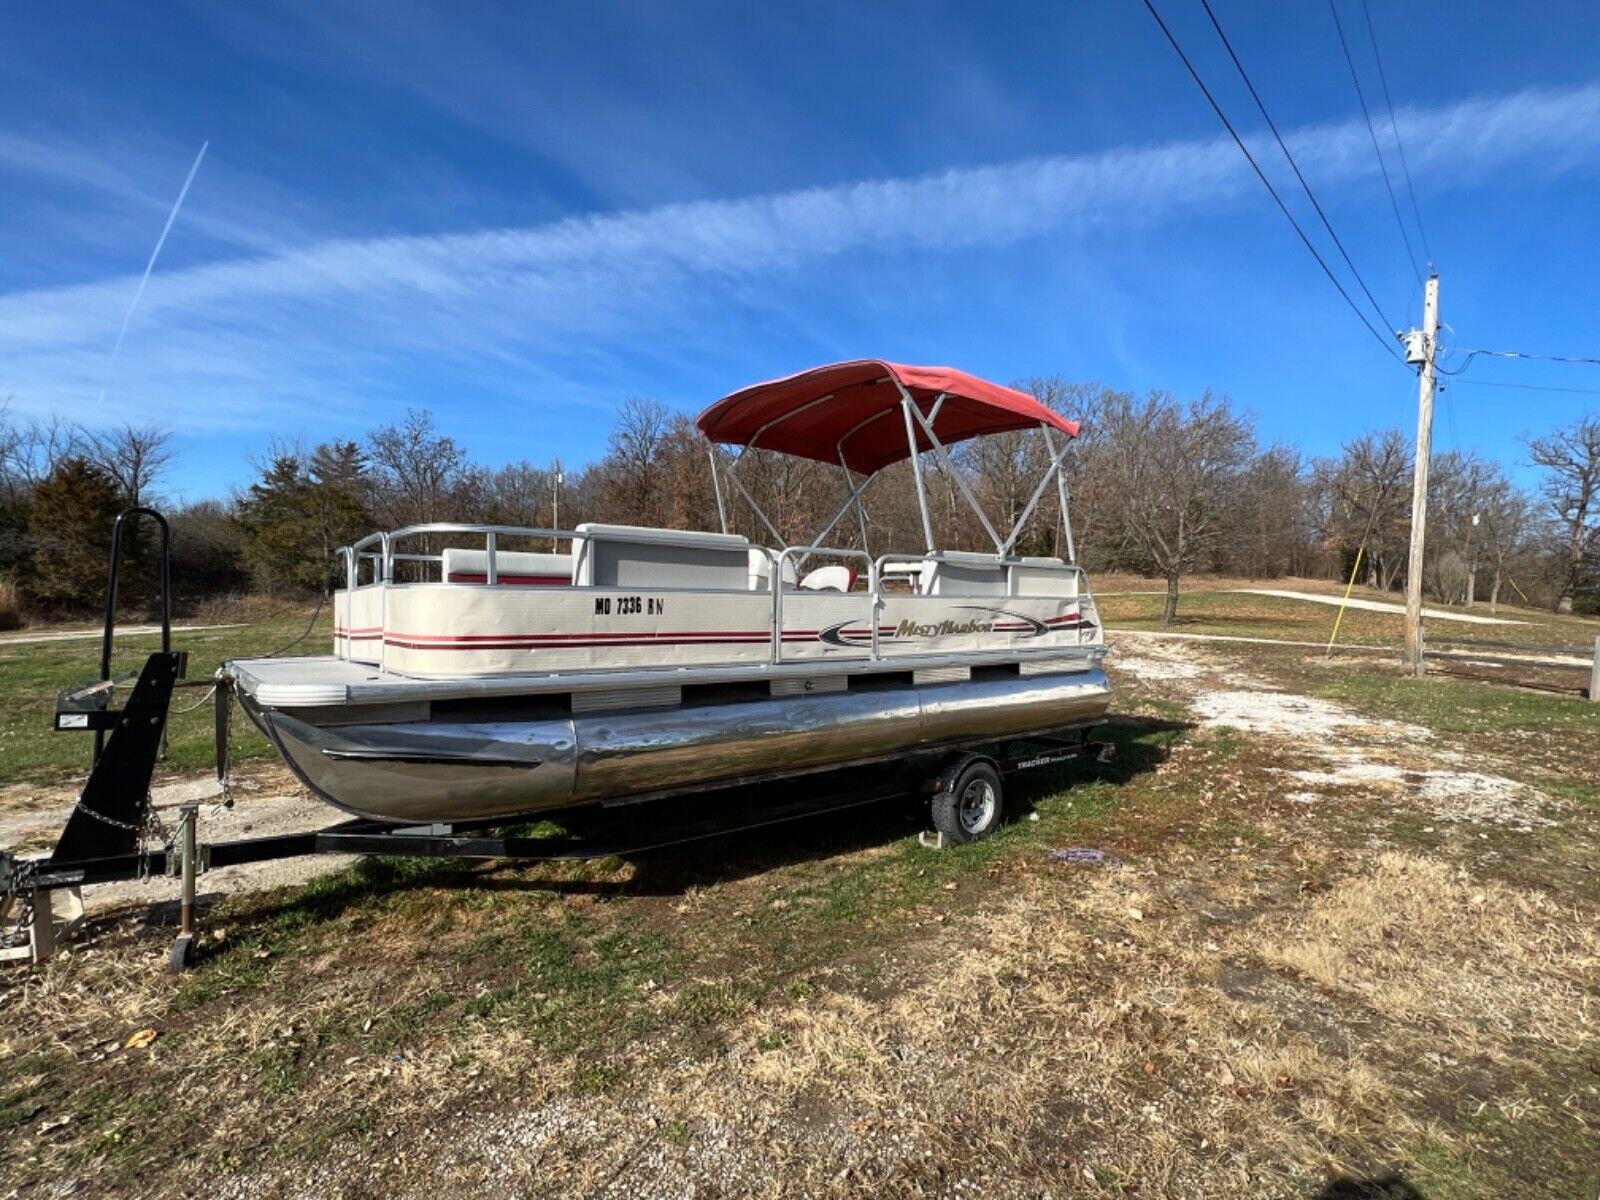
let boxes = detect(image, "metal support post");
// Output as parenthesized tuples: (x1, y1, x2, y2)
(707, 446, 729, 533)
(899, 395, 936, 553)
(169, 804, 198, 972)
(1041, 425, 1076, 563)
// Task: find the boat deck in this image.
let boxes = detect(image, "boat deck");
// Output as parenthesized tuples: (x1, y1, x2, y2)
(229, 643, 1108, 709)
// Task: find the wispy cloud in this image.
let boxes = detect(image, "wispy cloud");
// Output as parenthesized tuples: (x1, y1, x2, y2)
(3, 82, 1599, 431)
(0, 130, 297, 261)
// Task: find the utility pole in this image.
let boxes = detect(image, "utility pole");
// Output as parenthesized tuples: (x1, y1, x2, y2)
(1402, 273, 1440, 676)
(551, 457, 563, 552)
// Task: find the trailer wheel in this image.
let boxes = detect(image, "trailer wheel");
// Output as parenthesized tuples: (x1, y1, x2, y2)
(167, 932, 196, 973)
(930, 758, 1004, 844)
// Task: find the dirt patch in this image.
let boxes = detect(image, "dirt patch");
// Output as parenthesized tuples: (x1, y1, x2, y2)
(1, 762, 351, 911)
(1118, 635, 1566, 834)
(1111, 654, 1204, 682)
(1280, 761, 1560, 830)
(1192, 688, 1424, 741)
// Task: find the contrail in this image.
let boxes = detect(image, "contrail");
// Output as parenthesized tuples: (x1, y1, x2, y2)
(108, 140, 208, 362)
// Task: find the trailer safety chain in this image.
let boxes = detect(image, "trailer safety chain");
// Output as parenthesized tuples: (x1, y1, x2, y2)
(68, 792, 147, 833)
(65, 791, 169, 878)
(143, 803, 171, 852)
(0, 896, 35, 954)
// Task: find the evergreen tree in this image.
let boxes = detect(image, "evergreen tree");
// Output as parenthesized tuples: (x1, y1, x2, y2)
(235, 444, 374, 594)
(308, 440, 373, 586)
(23, 458, 125, 610)
(235, 454, 323, 592)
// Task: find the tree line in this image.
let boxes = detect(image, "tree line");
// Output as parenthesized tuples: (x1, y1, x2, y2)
(1, 383, 1596, 623)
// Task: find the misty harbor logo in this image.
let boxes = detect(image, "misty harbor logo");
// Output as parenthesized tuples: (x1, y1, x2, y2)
(895, 615, 998, 639)
(817, 606, 1057, 648)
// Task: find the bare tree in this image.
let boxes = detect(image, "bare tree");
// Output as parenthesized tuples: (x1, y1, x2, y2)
(602, 397, 672, 526)
(1227, 444, 1314, 578)
(0, 406, 82, 502)
(1422, 451, 1487, 604)
(1318, 431, 1412, 592)
(366, 409, 467, 527)
(1476, 477, 1533, 612)
(83, 423, 174, 507)
(1528, 416, 1600, 612)
(1098, 390, 1255, 623)
(473, 461, 557, 527)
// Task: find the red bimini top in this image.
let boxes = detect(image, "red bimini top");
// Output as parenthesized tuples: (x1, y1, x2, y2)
(695, 360, 1079, 475)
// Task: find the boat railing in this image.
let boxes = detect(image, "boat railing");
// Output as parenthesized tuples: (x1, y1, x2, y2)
(336, 533, 389, 589)
(342, 523, 779, 589)
(333, 525, 1098, 667)
(871, 552, 1093, 589)
(774, 545, 878, 663)
(380, 523, 595, 585)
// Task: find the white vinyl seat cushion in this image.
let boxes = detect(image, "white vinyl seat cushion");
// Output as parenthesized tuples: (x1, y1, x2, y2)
(922, 552, 1008, 597)
(442, 548, 571, 584)
(799, 564, 856, 592)
(747, 549, 800, 592)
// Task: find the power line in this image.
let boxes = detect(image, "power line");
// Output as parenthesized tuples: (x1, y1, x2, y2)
(1461, 348, 1600, 367)
(1140, 0, 1406, 366)
(1197, 0, 1400, 336)
(1358, 0, 1433, 267)
(1440, 374, 1461, 453)
(1447, 378, 1600, 397)
(1327, 0, 1423, 285)
(1437, 347, 1600, 377)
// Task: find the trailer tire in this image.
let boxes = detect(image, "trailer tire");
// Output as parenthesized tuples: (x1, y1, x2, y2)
(930, 758, 1004, 844)
(167, 932, 196, 973)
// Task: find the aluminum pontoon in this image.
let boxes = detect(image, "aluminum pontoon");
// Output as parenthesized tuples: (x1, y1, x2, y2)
(228, 360, 1111, 825)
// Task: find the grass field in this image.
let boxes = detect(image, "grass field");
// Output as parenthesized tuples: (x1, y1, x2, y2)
(1095, 576, 1599, 652)
(1, 584, 1597, 1198)
(0, 609, 331, 787)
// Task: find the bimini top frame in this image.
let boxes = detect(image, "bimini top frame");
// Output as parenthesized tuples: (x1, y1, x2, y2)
(695, 360, 1081, 562)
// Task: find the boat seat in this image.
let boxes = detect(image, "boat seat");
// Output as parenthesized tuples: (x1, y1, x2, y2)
(442, 548, 571, 585)
(573, 523, 752, 589)
(1007, 556, 1077, 597)
(799, 565, 856, 592)
(747, 549, 799, 592)
(922, 551, 1008, 597)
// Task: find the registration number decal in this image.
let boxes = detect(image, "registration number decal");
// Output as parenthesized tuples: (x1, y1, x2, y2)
(594, 596, 666, 617)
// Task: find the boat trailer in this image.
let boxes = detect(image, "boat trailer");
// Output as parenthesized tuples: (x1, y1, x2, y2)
(1, 509, 1114, 972)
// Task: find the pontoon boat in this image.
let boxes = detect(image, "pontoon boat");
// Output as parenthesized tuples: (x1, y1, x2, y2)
(225, 360, 1111, 828)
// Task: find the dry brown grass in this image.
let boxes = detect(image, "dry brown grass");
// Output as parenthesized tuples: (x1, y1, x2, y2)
(629, 847, 1596, 1198)
(7, 633, 1599, 1198)
(1247, 852, 1599, 1045)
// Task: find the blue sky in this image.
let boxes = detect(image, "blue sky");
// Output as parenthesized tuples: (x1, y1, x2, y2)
(3, 1, 1599, 500)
